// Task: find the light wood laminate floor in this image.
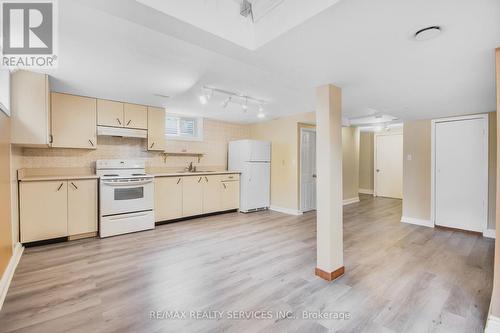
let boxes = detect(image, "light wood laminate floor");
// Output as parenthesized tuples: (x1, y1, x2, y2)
(0, 195, 494, 333)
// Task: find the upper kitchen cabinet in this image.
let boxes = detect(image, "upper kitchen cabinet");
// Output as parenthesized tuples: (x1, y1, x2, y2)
(97, 99, 124, 127)
(124, 103, 147, 129)
(11, 70, 51, 147)
(147, 106, 166, 151)
(51, 93, 97, 149)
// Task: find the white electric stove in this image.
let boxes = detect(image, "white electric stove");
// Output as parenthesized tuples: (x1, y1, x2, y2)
(96, 159, 155, 238)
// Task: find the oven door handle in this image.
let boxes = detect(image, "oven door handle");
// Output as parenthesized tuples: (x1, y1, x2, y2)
(108, 211, 151, 221)
(101, 179, 153, 186)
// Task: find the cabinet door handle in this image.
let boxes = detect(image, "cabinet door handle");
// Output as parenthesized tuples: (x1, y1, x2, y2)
(71, 182, 78, 190)
(89, 139, 94, 147)
(116, 118, 122, 125)
(223, 183, 227, 189)
(205, 177, 208, 182)
(57, 183, 64, 191)
(198, 177, 202, 183)
(176, 178, 181, 184)
(150, 142, 155, 149)
(126, 120, 131, 126)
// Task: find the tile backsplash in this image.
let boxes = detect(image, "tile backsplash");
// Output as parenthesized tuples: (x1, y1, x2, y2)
(19, 119, 250, 171)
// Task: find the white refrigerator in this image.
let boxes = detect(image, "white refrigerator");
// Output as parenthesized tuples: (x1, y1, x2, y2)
(228, 140, 271, 213)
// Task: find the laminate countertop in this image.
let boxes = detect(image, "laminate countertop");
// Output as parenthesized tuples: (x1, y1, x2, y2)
(151, 171, 241, 177)
(18, 174, 100, 182)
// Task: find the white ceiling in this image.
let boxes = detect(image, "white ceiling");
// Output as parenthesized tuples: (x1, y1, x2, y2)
(135, 0, 341, 50)
(46, 0, 500, 123)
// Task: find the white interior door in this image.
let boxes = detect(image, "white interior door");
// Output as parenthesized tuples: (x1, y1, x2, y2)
(434, 118, 487, 232)
(300, 128, 316, 212)
(375, 133, 403, 199)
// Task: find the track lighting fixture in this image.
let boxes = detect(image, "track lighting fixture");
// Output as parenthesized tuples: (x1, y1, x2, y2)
(198, 85, 268, 118)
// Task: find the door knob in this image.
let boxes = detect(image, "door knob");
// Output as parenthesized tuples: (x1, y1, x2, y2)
(312, 174, 317, 178)
(376, 169, 380, 172)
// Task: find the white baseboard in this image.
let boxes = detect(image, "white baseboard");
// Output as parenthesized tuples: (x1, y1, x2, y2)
(343, 197, 360, 205)
(400, 216, 434, 228)
(484, 229, 496, 239)
(0, 242, 23, 311)
(358, 188, 373, 195)
(270, 206, 303, 216)
(485, 313, 500, 333)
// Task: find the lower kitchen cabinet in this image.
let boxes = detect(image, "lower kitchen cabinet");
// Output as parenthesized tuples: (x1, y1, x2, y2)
(155, 173, 240, 222)
(221, 180, 240, 211)
(182, 176, 204, 217)
(155, 176, 183, 222)
(202, 175, 222, 214)
(20, 181, 68, 243)
(68, 179, 98, 236)
(20, 179, 98, 243)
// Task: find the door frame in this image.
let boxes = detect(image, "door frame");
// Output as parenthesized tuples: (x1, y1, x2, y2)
(431, 114, 489, 232)
(373, 131, 403, 197)
(298, 123, 316, 212)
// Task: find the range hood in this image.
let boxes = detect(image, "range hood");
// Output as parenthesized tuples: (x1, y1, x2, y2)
(97, 126, 147, 138)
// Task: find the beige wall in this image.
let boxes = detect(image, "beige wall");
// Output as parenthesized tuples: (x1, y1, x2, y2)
(402, 113, 496, 228)
(0, 111, 13, 277)
(9, 146, 22, 247)
(402, 120, 432, 221)
(249, 112, 316, 211)
(17, 119, 249, 171)
(249, 111, 360, 211)
(359, 132, 374, 191)
(489, 112, 497, 231)
(342, 126, 360, 200)
(492, 48, 500, 318)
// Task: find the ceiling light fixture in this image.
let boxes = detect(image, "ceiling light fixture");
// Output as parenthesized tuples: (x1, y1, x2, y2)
(414, 26, 442, 41)
(221, 96, 231, 108)
(200, 85, 268, 117)
(242, 98, 248, 112)
(257, 112, 265, 119)
(199, 94, 208, 105)
(199, 87, 213, 105)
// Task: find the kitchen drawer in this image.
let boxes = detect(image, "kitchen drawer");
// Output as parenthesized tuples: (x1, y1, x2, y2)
(220, 174, 239, 182)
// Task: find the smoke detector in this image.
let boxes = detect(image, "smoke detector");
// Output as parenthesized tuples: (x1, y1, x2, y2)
(414, 26, 442, 41)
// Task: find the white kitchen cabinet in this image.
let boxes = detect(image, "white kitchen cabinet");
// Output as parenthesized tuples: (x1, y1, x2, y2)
(124, 103, 147, 129)
(221, 180, 240, 211)
(10, 70, 50, 146)
(20, 179, 98, 243)
(51, 93, 97, 149)
(147, 106, 166, 151)
(97, 99, 124, 127)
(20, 181, 68, 243)
(155, 173, 240, 221)
(68, 179, 98, 236)
(182, 176, 204, 217)
(155, 176, 183, 221)
(203, 175, 222, 214)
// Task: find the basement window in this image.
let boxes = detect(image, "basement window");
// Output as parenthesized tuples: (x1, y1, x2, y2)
(165, 114, 204, 141)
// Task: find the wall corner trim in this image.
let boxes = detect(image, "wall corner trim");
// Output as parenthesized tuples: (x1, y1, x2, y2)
(400, 216, 434, 228)
(485, 313, 500, 333)
(343, 197, 360, 205)
(358, 189, 373, 195)
(484, 229, 496, 239)
(269, 206, 303, 216)
(0, 243, 23, 311)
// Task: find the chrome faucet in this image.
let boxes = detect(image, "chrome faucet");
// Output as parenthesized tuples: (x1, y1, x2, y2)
(186, 162, 196, 172)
